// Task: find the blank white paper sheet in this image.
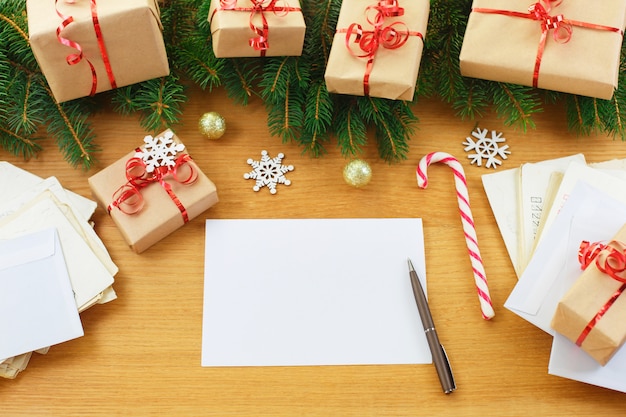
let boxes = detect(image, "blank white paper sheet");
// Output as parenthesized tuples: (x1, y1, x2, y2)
(201, 218, 431, 367)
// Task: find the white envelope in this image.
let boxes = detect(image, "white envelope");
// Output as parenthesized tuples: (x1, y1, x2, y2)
(547, 215, 626, 393)
(481, 168, 521, 276)
(504, 182, 626, 334)
(518, 155, 586, 270)
(550, 333, 626, 393)
(0, 193, 115, 311)
(481, 154, 585, 277)
(0, 228, 83, 361)
(535, 162, 626, 248)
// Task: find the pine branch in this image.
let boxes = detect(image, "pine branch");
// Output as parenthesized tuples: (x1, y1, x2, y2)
(0, 2, 97, 168)
(490, 83, 542, 131)
(168, 0, 224, 92)
(425, 0, 471, 102)
(3, 0, 626, 170)
(334, 96, 367, 158)
(0, 125, 43, 160)
(366, 98, 413, 162)
(299, 79, 332, 156)
(220, 59, 262, 105)
(43, 88, 99, 169)
(565, 95, 602, 137)
(266, 82, 304, 142)
(111, 75, 187, 133)
(259, 57, 298, 104)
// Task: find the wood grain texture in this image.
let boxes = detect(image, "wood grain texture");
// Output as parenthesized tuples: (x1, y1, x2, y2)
(3, 85, 626, 416)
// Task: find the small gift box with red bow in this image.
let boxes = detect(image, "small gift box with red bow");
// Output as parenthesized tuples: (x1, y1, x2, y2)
(459, 0, 626, 99)
(551, 223, 626, 365)
(88, 130, 219, 253)
(27, 0, 169, 103)
(208, 0, 306, 58)
(324, 0, 429, 101)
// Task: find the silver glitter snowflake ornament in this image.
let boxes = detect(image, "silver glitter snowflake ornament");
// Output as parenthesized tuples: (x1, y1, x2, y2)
(463, 127, 510, 169)
(244, 150, 294, 194)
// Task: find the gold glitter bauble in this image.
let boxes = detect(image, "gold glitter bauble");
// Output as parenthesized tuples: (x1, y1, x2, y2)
(343, 159, 372, 188)
(199, 111, 226, 140)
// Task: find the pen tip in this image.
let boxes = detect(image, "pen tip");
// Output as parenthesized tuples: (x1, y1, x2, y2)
(407, 258, 414, 271)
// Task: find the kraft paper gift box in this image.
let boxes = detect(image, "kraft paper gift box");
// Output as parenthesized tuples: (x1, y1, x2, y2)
(459, 0, 626, 100)
(324, 0, 429, 101)
(88, 130, 219, 254)
(27, 0, 170, 103)
(208, 0, 306, 58)
(551, 223, 626, 366)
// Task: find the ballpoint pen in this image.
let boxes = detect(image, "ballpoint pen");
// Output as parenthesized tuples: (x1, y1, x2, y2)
(407, 258, 456, 394)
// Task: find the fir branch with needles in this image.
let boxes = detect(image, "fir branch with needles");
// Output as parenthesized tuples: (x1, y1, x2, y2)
(2, 0, 626, 169)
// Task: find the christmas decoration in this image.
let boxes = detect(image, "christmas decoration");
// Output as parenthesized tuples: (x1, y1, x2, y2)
(27, 0, 169, 103)
(552, 227, 626, 366)
(2, 0, 626, 170)
(135, 130, 186, 173)
(416, 151, 495, 320)
(343, 159, 372, 188)
(88, 129, 219, 253)
(460, 0, 626, 100)
(325, 0, 428, 100)
(208, 0, 306, 58)
(244, 150, 294, 194)
(462, 127, 510, 169)
(198, 111, 226, 140)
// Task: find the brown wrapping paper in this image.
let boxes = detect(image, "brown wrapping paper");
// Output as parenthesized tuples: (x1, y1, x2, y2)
(208, 0, 306, 58)
(27, 0, 169, 103)
(88, 130, 219, 254)
(459, 0, 626, 100)
(551, 223, 626, 366)
(324, 0, 429, 101)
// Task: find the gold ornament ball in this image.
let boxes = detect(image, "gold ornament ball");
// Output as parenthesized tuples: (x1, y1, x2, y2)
(343, 159, 372, 188)
(199, 111, 226, 140)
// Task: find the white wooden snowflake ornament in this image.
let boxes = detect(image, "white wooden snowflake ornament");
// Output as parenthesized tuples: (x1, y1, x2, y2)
(135, 130, 185, 173)
(244, 150, 294, 194)
(463, 127, 510, 169)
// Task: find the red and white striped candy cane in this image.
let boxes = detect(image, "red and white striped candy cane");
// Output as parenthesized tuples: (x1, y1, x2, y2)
(416, 152, 495, 320)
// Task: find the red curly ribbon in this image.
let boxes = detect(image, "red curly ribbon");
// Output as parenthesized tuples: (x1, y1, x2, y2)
(108, 151, 198, 223)
(55, 0, 117, 97)
(211, 0, 301, 56)
(575, 240, 626, 346)
(337, 0, 423, 96)
(472, 0, 623, 88)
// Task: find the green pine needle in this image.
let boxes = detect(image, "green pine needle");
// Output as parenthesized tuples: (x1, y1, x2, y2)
(2, 0, 626, 169)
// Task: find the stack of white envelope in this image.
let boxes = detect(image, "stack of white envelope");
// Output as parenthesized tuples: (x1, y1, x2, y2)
(483, 155, 626, 393)
(0, 162, 117, 379)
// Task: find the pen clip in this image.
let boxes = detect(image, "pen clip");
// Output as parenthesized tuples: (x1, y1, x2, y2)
(439, 344, 456, 394)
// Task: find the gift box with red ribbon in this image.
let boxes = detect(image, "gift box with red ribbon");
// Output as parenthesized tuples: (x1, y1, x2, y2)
(324, 0, 429, 101)
(208, 0, 306, 58)
(459, 0, 626, 100)
(551, 223, 626, 366)
(27, 0, 170, 103)
(88, 130, 219, 254)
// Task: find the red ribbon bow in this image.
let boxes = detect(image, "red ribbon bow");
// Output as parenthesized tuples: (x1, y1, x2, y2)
(528, 1, 572, 41)
(55, 0, 117, 97)
(108, 152, 198, 223)
(472, 0, 622, 89)
(339, 0, 423, 96)
(215, 0, 301, 56)
(575, 240, 626, 346)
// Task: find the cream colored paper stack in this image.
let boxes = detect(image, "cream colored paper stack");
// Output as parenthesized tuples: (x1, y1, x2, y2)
(0, 162, 117, 379)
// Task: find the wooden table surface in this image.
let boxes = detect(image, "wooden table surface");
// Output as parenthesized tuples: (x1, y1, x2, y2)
(3, 85, 626, 416)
